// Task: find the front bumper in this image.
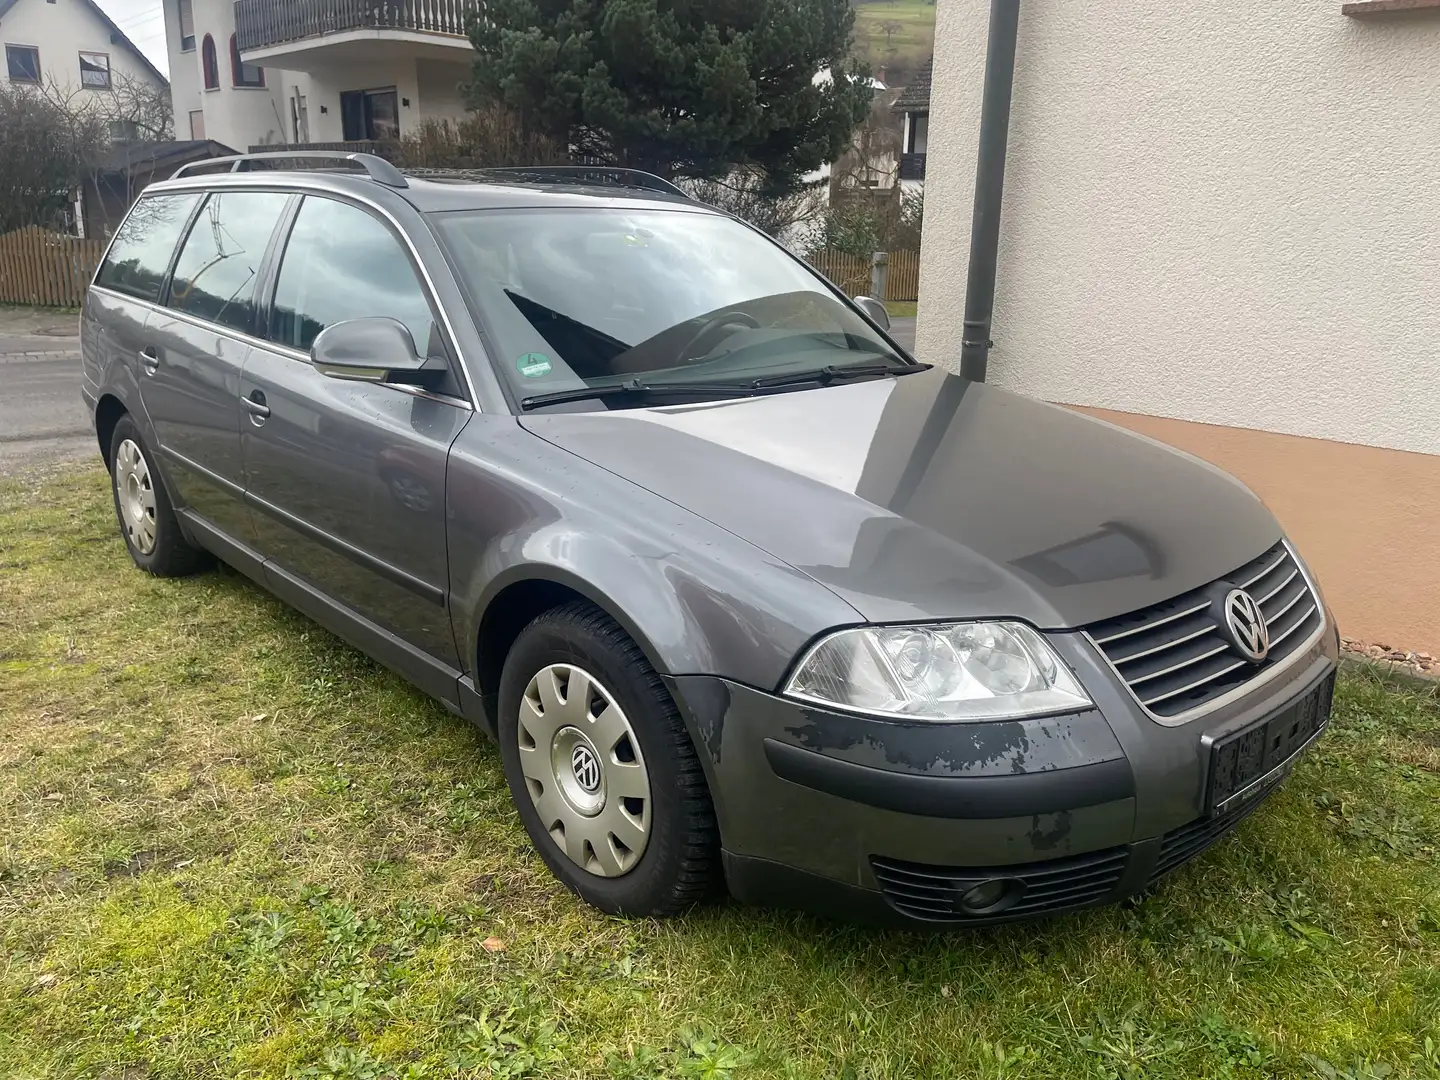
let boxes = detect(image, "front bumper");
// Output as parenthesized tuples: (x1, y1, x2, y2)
(665, 617, 1339, 928)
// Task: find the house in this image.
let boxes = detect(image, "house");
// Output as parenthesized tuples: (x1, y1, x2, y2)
(167, 0, 478, 153)
(916, 1, 1440, 653)
(893, 55, 929, 184)
(1, 0, 169, 137)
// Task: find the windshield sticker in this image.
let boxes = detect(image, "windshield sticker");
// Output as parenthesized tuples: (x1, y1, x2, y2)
(516, 352, 553, 378)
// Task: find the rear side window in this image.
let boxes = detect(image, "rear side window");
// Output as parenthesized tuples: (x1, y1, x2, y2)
(94, 193, 201, 303)
(168, 191, 291, 334)
(270, 196, 437, 354)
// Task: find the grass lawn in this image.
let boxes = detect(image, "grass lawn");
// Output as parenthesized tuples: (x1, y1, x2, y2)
(885, 300, 918, 319)
(850, 0, 936, 88)
(2, 466, 1439, 1079)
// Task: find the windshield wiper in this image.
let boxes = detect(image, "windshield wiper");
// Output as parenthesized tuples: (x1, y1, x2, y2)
(747, 361, 929, 389)
(519, 378, 755, 411)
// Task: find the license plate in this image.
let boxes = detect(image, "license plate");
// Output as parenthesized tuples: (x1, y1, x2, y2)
(1206, 673, 1334, 815)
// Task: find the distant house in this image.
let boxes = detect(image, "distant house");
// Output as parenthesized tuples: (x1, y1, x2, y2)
(0, 0, 169, 131)
(893, 56, 930, 183)
(168, 0, 479, 153)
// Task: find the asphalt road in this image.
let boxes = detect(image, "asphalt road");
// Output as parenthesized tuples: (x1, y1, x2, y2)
(0, 331, 95, 476)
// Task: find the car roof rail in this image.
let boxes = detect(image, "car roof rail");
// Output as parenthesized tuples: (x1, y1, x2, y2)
(171, 151, 409, 188)
(403, 165, 690, 198)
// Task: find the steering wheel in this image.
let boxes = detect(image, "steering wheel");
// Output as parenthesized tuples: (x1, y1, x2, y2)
(676, 311, 762, 364)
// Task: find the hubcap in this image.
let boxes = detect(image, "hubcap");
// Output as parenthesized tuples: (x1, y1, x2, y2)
(114, 439, 158, 555)
(516, 663, 651, 877)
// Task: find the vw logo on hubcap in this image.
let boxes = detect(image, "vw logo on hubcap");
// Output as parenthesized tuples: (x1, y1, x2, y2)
(1222, 587, 1270, 663)
(570, 743, 602, 793)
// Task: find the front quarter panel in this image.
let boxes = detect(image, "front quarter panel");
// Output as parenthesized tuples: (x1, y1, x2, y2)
(445, 415, 864, 691)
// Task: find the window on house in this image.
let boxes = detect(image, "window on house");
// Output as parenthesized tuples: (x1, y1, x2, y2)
(5, 44, 41, 83)
(229, 35, 263, 87)
(201, 35, 218, 89)
(189, 109, 205, 140)
(178, 0, 195, 51)
(79, 51, 111, 89)
(340, 87, 400, 141)
(108, 119, 139, 141)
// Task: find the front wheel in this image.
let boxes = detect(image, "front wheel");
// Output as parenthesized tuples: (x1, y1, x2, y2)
(497, 602, 720, 916)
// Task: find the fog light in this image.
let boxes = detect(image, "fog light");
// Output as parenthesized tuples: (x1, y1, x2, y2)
(958, 877, 1023, 915)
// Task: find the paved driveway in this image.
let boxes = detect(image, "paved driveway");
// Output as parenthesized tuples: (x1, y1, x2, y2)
(889, 316, 915, 355)
(0, 313, 93, 476)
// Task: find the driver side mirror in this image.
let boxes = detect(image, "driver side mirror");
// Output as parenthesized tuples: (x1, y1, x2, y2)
(311, 318, 430, 384)
(853, 295, 891, 331)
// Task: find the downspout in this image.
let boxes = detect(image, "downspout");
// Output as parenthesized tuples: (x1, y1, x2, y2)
(959, 0, 1021, 382)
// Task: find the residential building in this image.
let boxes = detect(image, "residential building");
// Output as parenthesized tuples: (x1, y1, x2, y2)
(1, 0, 168, 134)
(917, 1, 1440, 652)
(166, 0, 476, 152)
(893, 56, 930, 183)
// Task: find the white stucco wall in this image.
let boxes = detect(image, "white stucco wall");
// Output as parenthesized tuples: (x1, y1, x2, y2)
(917, 2, 1440, 457)
(179, 0, 288, 151)
(1, 0, 164, 97)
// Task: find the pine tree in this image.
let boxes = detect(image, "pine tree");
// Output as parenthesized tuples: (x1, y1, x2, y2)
(467, 0, 875, 193)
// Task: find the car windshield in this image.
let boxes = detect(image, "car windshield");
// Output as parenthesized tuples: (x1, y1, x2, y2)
(430, 206, 912, 408)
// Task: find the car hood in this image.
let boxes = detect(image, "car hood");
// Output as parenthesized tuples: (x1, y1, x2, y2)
(518, 368, 1281, 628)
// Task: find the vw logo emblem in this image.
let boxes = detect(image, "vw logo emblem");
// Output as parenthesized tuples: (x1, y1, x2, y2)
(1222, 588, 1270, 663)
(570, 743, 602, 793)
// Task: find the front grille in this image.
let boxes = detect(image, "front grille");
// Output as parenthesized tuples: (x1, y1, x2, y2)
(1085, 541, 1322, 718)
(1148, 774, 1284, 883)
(871, 846, 1130, 922)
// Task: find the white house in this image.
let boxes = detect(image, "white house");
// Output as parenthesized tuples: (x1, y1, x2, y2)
(166, 0, 477, 152)
(917, 0, 1440, 654)
(1, 0, 168, 133)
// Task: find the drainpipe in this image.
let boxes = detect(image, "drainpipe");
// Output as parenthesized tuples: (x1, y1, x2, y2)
(959, 0, 1021, 382)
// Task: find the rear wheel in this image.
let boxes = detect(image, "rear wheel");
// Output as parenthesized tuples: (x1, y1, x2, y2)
(497, 602, 720, 916)
(108, 416, 208, 577)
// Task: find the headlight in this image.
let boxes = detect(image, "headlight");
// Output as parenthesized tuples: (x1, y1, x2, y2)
(785, 621, 1092, 722)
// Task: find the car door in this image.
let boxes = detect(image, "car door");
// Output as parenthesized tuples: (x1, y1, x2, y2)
(140, 188, 294, 543)
(240, 193, 471, 675)
(85, 191, 203, 442)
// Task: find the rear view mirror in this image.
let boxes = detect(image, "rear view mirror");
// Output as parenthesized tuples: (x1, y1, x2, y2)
(853, 295, 891, 331)
(311, 318, 428, 383)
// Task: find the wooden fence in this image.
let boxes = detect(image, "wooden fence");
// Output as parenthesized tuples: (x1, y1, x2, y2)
(0, 227, 105, 308)
(806, 249, 920, 302)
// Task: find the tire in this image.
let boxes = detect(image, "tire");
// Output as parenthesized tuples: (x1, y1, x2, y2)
(108, 416, 209, 578)
(497, 601, 720, 916)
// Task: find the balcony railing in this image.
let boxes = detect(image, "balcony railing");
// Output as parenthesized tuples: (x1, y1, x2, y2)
(899, 153, 926, 181)
(234, 0, 475, 53)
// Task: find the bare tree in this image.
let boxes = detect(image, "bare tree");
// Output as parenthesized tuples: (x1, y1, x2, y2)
(0, 82, 105, 233)
(880, 19, 903, 47)
(682, 170, 826, 249)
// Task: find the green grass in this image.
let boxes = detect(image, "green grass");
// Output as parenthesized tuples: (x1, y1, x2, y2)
(850, 0, 935, 89)
(2, 466, 1439, 1079)
(885, 300, 917, 319)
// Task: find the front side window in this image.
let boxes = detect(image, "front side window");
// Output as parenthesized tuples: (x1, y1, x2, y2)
(79, 51, 111, 89)
(95, 193, 202, 303)
(270, 196, 437, 355)
(229, 35, 263, 87)
(432, 207, 909, 405)
(168, 191, 290, 333)
(5, 44, 40, 83)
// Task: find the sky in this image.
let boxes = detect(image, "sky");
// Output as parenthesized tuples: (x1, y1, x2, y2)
(94, 0, 169, 78)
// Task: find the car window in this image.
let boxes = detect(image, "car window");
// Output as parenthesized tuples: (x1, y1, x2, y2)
(94, 193, 202, 303)
(430, 207, 907, 402)
(167, 191, 291, 334)
(269, 196, 438, 355)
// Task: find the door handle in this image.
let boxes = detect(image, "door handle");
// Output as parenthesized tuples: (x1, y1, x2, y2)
(242, 391, 271, 423)
(139, 347, 159, 376)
